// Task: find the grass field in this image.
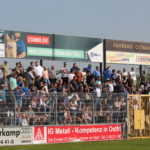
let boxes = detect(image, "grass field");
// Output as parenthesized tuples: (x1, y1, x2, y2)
(0, 139, 150, 150)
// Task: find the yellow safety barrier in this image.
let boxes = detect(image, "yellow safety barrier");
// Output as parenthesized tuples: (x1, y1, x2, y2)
(128, 95, 150, 138)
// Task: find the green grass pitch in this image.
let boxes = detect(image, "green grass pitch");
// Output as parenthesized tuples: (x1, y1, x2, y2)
(0, 139, 150, 150)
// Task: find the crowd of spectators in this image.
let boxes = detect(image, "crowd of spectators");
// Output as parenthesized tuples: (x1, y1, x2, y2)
(0, 60, 149, 126)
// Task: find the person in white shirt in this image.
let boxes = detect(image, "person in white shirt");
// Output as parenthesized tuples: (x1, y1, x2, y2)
(129, 67, 137, 86)
(108, 80, 114, 93)
(34, 61, 43, 77)
(61, 62, 69, 86)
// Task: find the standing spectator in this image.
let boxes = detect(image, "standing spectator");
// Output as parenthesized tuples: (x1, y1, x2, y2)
(0, 84, 6, 105)
(26, 67, 35, 86)
(49, 65, 57, 87)
(111, 69, 116, 80)
(34, 61, 43, 77)
(129, 67, 137, 86)
(0, 61, 10, 78)
(61, 62, 69, 86)
(104, 65, 111, 81)
(13, 87, 25, 109)
(122, 68, 128, 79)
(27, 61, 35, 72)
(68, 70, 75, 82)
(75, 68, 83, 84)
(9, 74, 17, 91)
(93, 66, 101, 79)
(42, 66, 50, 86)
(86, 64, 93, 74)
(70, 63, 79, 73)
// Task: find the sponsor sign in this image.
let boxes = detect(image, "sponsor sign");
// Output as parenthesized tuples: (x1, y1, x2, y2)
(106, 51, 136, 64)
(136, 53, 150, 65)
(0, 127, 33, 145)
(34, 127, 46, 144)
(26, 35, 50, 45)
(0, 31, 5, 57)
(47, 124, 121, 143)
(87, 43, 103, 62)
(106, 51, 150, 65)
(54, 49, 84, 59)
(5, 30, 52, 59)
(106, 39, 150, 65)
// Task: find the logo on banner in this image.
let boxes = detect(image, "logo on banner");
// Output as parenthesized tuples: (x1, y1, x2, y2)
(87, 43, 103, 63)
(34, 127, 44, 140)
(26, 35, 50, 45)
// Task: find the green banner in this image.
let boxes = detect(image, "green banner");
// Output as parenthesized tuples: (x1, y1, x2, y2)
(27, 47, 85, 59)
(54, 49, 84, 59)
(27, 47, 53, 56)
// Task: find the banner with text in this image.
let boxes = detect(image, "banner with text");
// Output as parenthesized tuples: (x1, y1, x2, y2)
(47, 124, 121, 143)
(0, 127, 33, 146)
(0, 30, 5, 57)
(106, 39, 150, 65)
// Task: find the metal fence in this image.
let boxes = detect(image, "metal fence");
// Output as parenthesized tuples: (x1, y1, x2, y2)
(0, 92, 128, 139)
(128, 95, 150, 138)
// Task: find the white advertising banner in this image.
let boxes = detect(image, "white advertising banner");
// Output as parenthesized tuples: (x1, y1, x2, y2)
(0, 127, 33, 145)
(87, 43, 103, 63)
(0, 31, 5, 57)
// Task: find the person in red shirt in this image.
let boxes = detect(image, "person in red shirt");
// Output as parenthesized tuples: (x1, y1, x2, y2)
(75, 68, 83, 84)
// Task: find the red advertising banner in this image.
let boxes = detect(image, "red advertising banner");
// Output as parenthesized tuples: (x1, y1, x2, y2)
(47, 124, 121, 143)
(26, 35, 50, 45)
(34, 126, 46, 144)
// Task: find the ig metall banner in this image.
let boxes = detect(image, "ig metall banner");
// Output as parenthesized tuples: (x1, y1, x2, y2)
(0, 127, 33, 145)
(47, 124, 121, 143)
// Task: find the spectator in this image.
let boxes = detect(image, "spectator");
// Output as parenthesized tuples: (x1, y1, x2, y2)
(49, 65, 57, 87)
(42, 66, 50, 86)
(0, 61, 10, 78)
(70, 63, 79, 73)
(86, 64, 93, 74)
(60, 62, 69, 86)
(34, 61, 43, 77)
(9, 74, 17, 91)
(129, 67, 137, 86)
(104, 65, 111, 81)
(93, 66, 101, 79)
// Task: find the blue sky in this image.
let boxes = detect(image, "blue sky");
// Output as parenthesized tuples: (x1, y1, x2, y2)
(0, 0, 150, 42)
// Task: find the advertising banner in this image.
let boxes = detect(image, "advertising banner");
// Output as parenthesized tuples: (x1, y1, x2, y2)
(34, 126, 46, 144)
(5, 30, 52, 59)
(106, 39, 150, 65)
(47, 124, 121, 143)
(87, 43, 103, 62)
(0, 127, 33, 145)
(54, 34, 102, 61)
(106, 51, 136, 64)
(0, 31, 5, 57)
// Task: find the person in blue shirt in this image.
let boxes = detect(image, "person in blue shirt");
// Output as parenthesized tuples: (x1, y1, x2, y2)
(104, 65, 111, 81)
(86, 64, 93, 74)
(15, 32, 26, 58)
(93, 66, 101, 79)
(0, 84, 6, 104)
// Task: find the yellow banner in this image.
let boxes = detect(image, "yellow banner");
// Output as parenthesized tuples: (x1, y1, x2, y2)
(106, 51, 150, 65)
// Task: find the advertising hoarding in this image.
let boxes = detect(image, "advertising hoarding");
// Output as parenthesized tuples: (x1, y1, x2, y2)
(34, 126, 46, 144)
(47, 124, 121, 143)
(106, 39, 150, 65)
(0, 127, 33, 145)
(0, 31, 5, 57)
(5, 30, 52, 59)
